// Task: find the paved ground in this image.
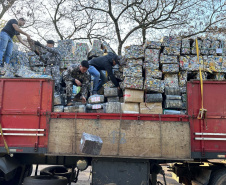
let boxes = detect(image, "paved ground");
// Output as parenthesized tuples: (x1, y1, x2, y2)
(32, 164, 181, 185)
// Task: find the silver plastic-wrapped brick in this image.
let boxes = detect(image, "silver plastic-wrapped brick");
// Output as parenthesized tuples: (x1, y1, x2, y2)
(182, 94, 187, 102)
(209, 39, 221, 55)
(164, 100, 183, 109)
(64, 105, 86, 113)
(75, 43, 89, 63)
(104, 87, 118, 97)
(54, 94, 62, 105)
(123, 76, 143, 90)
(165, 87, 181, 95)
(144, 49, 159, 63)
(143, 62, 159, 70)
(166, 95, 182, 100)
(160, 54, 178, 64)
(201, 39, 211, 55)
(144, 40, 162, 49)
(181, 39, 191, 55)
(179, 71, 187, 87)
(54, 106, 64, 112)
(145, 68, 162, 79)
(80, 132, 103, 155)
(145, 94, 163, 103)
(162, 64, 179, 73)
(191, 39, 202, 55)
(107, 97, 120, 102)
(86, 104, 104, 110)
(163, 109, 186, 115)
(161, 36, 181, 55)
(105, 102, 121, 113)
(126, 59, 143, 67)
(123, 66, 142, 77)
(164, 74, 179, 88)
(124, 45, 144, 59)
(88, 95, 105, 104)
(144, 78, 164, 93)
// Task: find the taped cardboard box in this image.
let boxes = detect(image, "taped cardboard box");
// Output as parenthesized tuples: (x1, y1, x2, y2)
(140, 103, 162, 114)
(123, 89, 144, 103)
(121, 103, 139, 114)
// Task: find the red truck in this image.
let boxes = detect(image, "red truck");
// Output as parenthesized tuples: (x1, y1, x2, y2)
(0, 78, 226, 185)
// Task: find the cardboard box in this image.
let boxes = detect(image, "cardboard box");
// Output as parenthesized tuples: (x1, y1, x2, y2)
(121, 103, 139, 114)
(140, 103, 162, 114)
(123, 89, 144, 103)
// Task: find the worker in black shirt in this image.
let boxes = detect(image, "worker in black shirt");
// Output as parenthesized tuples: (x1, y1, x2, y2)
(88, 52, 121, 94)
(0, 18, 31, 67)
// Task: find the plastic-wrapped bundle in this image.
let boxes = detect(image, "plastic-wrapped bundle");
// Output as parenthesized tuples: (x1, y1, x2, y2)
(75, 43, 89, 63)
(123, 66, 142, 77)
(64, 105, 86, 113)
(88, 95, 105, 104)
(103, 81, 115, 88)
(213, 73, 225, 80)
(144, 78, 164, 93)
(92, 40, 102, 49)
(210, 39, 221, 55)
(179, 71, 187, 87)
(105, 102, 121, 113)
(58, 40, 76, 54)
(179, 56, 190, 71)
(164, 100, 183, 109)
(161, 36, 181, 55)
(164, 74, 179, 88)
(123, 76, 144, 90)
(144, 40, 162, 49)
(163, 46, 181, 55)
(145, 94, 163, 102)
(144, 49, 159, 63)
(195, 72, 207, 80)
(182, 94, 187, 102)
(162, 64, 179, 73)
(206, 56, 224, 72)
(163, 109, 186, 115)
(201, 39, 211, 55)
(86, 104, 104, 110)
(113, 70, 124, 81)
(54, 94, 62, 105)
(10, 50, 30, 67)
(54, 106, 64, 112)
(160, 54, 178, 64)
(104, 87, 118, 97)
(166, 95, 181, 100)
(165, 87, 181, 95)
(145, 68, 162, 79)
(16, 66, 52, 79)
(191, 39, 202, 55)
(126, 59, 143, 67)
(143, 62, 159, 70)
(124, 45, 144, 59)
(107, 97, 120, 102)
(181, 39, 191, 55)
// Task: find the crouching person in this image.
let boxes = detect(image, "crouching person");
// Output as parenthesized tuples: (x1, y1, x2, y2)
(63, 60, 90, 105)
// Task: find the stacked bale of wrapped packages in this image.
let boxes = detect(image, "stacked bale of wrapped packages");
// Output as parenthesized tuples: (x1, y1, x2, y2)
(88, 40, 104, 57)
(121, 45, 145, 114)
(143, 41, 163, 114)
(86, 95, 105, 113)
(104, 87, 121, 113)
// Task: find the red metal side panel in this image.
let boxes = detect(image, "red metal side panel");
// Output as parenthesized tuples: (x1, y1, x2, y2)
(187, 80, 226, 158)
(0, 78, 53, 153)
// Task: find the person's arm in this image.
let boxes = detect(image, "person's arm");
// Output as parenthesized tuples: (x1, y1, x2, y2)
(105, 64, 119, 87)
(16, 35, 30, 49)
(12, 24, 30, 40)
(42, 45, 60, 55)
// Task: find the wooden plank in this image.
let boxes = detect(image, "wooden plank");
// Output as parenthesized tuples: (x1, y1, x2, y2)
(48, 118, 191, 159)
